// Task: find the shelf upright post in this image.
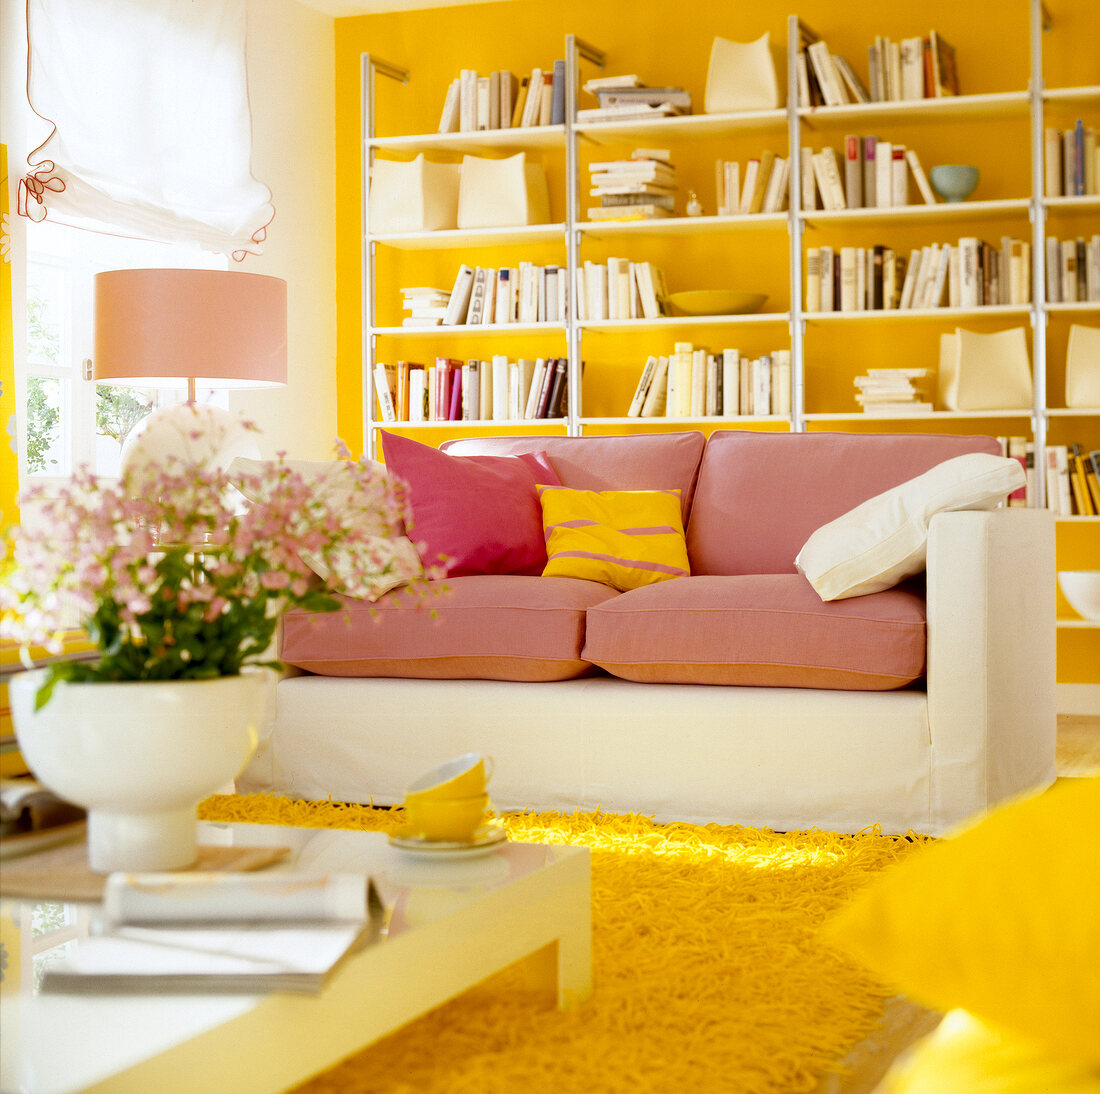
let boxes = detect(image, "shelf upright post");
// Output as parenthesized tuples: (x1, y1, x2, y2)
(361, 53, 409, 459)
(565, 35, 605, 437)
(1027, 0, 1048, 509)
(787, 15, 806, 434)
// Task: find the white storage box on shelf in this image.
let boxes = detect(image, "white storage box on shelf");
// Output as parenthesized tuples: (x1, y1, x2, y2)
(457, 152, 550, 229)
(704, 32, 783, 113)
(369, 153, 460, 233)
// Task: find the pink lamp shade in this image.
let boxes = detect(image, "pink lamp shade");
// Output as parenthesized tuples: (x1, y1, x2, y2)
(94, 269, 287, 391)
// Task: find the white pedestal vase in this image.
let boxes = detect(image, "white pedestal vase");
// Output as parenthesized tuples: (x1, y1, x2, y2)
(9, 669, 273, 873)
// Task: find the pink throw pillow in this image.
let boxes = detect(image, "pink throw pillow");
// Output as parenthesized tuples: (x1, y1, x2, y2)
(381, 431, 560, 576)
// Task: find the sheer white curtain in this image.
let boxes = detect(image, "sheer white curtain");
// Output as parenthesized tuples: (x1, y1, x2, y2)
(18, 0, 274, 259)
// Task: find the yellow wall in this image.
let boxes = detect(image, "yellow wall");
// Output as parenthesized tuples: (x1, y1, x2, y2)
(334, 0, 1100, 686)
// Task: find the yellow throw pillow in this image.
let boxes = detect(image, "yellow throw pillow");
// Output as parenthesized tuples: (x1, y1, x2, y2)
(824, 776, 1100, 1067)
(537, 486, 690, 591)
(877, 1010, 1100, 1094)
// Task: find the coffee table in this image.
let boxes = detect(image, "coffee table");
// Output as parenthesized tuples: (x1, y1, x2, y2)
(0, 820, 592, 1094)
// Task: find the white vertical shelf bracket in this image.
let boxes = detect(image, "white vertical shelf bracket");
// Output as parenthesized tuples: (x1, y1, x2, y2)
(788, 14, 808, 433)
(361, 53, 410, 459)
(1027, 0, 1048, 508)
(566, 35, 605, 437)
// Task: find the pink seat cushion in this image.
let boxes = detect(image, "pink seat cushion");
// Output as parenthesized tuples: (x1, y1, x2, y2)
(381, 431, 560, 577)
(583, 574, 927, 691)
(442, 431, 706, 524)
(686, 431, 1002, 575)
(281, 575, 619, 681)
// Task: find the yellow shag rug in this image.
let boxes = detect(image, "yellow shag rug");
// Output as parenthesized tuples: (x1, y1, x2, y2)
(199, 794, 931, 1094)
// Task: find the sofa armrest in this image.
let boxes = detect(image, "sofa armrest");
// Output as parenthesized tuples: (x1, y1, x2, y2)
(925, 508, 1057, 826)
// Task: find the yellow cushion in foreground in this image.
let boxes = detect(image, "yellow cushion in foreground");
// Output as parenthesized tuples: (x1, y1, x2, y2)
(537, 486, 690, 592)
(825, 776, 1100, 1067)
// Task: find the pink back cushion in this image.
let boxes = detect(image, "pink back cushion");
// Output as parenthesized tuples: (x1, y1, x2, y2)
(381, 431, 560, 576)
(687, 431, 1003, 575)
(442, 432, 706, 524)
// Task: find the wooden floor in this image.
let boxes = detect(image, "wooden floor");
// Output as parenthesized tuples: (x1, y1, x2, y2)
(820, 711, 1099, 1094)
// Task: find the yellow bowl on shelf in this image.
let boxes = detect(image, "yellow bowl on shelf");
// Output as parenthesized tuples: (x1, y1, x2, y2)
(667, 290, 767, 317)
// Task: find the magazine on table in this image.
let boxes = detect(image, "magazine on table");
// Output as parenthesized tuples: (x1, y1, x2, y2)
(40, 871, 384, 995)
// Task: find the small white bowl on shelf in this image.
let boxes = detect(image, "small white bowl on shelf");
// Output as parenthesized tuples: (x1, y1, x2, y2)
(1058, 571, 1100, 621)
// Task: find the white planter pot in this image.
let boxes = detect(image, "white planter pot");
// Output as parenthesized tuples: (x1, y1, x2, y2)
(10, 669, 272, 873)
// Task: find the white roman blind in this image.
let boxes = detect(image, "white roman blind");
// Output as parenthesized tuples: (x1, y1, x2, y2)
(19, 0, 274, 259)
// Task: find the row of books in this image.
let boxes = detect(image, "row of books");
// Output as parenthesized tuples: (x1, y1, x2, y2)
(715, 152, 790, 216)
(799, 30, 957, 108)
(588, 150, 677, 221)
(575, 259, 670, 322)
(853, 367, 932, 414)
(804, 141, 936, 211)
(1045, 236, 1100, 303)
(1044, 123, 1099, 198)
(578, 74, 691, 123)
(806, 236, 1033, 313)
(1000, 437, 1100, 516)
(438, 62, 565, 133)
(406, 263, 570, 328)
(374, 356, 571, 423)
(627, 344, 792, 419)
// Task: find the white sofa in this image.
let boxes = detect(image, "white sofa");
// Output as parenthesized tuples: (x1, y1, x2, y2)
(238, 430, 1056, 837)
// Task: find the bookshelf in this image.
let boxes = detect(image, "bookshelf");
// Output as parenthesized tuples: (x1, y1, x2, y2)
(354, 3, 1097, 689)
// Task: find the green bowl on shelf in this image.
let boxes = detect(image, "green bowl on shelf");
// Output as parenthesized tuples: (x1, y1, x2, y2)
(667, 290, 767, 316)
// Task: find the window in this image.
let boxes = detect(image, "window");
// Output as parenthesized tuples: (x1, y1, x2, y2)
(23, 222, 228, 482)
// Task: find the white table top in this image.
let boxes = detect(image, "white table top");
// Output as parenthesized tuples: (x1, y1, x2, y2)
(0, 821, 590, 1094)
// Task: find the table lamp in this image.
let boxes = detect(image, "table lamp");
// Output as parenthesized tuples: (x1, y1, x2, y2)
(93, 269, 288, 482)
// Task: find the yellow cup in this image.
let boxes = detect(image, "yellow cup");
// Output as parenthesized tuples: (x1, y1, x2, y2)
(404, 793, 489, 843)
(405, 753, 495, 803)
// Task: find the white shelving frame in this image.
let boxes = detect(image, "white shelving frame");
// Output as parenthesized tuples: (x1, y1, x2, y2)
(359, 2, 1099, 482)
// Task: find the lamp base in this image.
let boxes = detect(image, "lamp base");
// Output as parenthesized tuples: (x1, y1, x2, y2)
(121, 403, 261, 484)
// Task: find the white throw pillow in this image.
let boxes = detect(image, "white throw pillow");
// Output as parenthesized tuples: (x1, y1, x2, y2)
(228, 457, 423, 602)
(795, 454, 1025, 601)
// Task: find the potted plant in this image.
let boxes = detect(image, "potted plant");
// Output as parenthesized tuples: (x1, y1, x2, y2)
(1, 418, 434, 871)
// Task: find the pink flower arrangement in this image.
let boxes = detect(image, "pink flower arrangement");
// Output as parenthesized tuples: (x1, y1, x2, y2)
(1, 439, 433, 709)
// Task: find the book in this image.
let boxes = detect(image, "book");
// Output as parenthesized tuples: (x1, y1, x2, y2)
(628, 356, 658, 417)
(443, 265, 475, 325)
(834, 57, 871, 103)
(491, 355, 510, 421)
(811, 148, 846, 210)
(748, 151, 777, 213)
(40, 872, 384, 996)
(761, 156, 790, 213)
(930, 31, 959, 97)
(844, 135, 863, 208)
(510, 76, 529, 127)
(374, 362, 396, 422)
(874, 140, 893, 207)
(640, 356, 669, 417)
(550, 60, 566, 125)
(520, 68, 543, 127)
(438, 77, 461, 133)
(906, 149, 937, 204)
(721, 349, 740, 415)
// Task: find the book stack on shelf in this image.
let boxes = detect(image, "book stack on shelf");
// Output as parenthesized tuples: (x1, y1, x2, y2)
(798, 29, 957, 107)
(1044, 444, 1100, 516)
(1045, 236, 1100, 302)
(588, 149, 677, 220)
(806, 234, 1032, 312)
(578, 74, 691, 123)
(439, 262, 568, 326)
(1043, 122, 1099, 197)
(376, 355, 571, 423)
(626, 343, 791, 419)
(401, 286, 451, 328)
(716, 150, 790, 215)
(803, 140, 936, 211)
(438, 60, 566, 133)
(575, 258, 670, 321)
(853, 367, 933, 414)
